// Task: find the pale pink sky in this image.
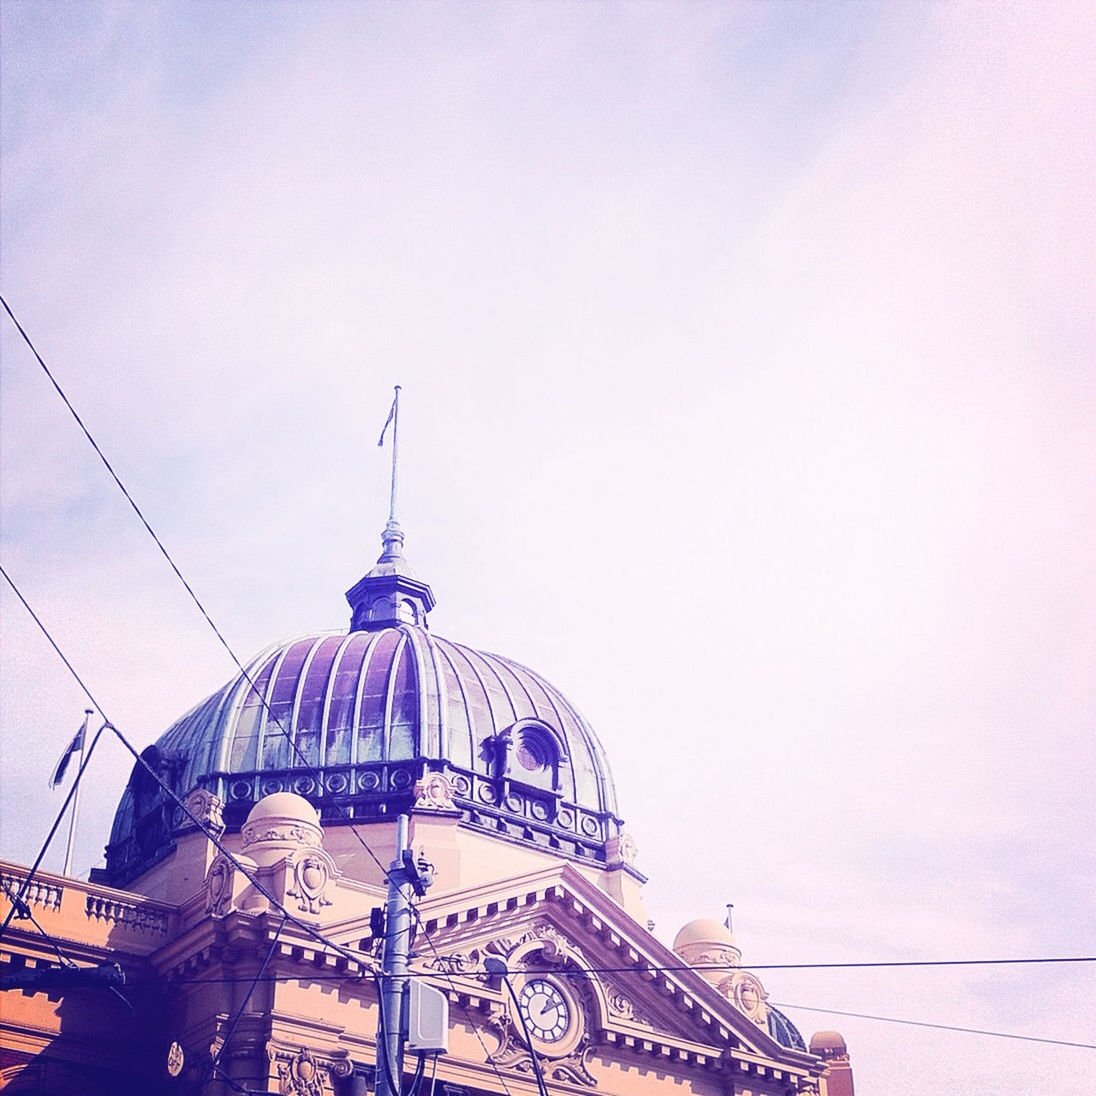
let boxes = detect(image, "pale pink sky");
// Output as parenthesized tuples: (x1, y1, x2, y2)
(2, 3, 1094, 1092)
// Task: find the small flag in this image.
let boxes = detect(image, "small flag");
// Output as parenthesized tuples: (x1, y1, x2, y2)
(377, 387, 399, 447)
(50, 712, 90, 788)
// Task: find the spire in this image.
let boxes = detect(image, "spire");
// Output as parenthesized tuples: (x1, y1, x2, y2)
(346, 388, 436, 632)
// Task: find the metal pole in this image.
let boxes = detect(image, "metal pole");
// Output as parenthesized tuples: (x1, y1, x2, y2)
(377, 813, 411, 1096)
(388, 385, 401, 524)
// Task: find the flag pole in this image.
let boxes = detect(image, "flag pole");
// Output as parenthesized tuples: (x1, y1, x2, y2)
(61, 709, 93, 877)
(388, 385, 401, 524)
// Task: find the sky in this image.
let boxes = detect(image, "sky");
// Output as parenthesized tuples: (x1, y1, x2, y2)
(1, 1, 1094, 1092)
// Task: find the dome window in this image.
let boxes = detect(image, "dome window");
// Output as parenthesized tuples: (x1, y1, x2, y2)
(508, 720, 565, 792)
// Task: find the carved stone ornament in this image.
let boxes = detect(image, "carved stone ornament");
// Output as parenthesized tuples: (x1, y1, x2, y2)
(717, 970, 770, 1028)
(604, 832, 638, 868)
(605, 987, 653, 1027)
(243, 822, 316, 851)
(286, 848, 336, 915)
(413, 771, 458, 811)
(205, 854, 236, 918)
(267, 1045, 352, 1096)
(186, 788, 226, 837)
(486, 995, 598, 1088)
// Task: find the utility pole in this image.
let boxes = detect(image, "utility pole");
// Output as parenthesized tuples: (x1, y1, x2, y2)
(375, 814, 434, 1096)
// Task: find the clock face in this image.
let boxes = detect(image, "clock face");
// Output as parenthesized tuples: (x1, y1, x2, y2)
(518, 978, 571, 1044)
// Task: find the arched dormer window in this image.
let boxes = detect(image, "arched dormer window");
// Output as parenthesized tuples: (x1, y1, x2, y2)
(508, 719, 567, 792)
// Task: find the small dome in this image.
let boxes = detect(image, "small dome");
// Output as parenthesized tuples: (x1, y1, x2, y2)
(672, 918, 742, 984)
(673, 918, 738, 952)
(245, 792, 320, 827)
(809, 1030, 848, 1058)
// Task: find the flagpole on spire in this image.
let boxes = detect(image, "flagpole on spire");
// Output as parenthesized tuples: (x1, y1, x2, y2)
(389, 384, 400, 525)
(61, 710, 93, 877)
(377, 385, 401, 528)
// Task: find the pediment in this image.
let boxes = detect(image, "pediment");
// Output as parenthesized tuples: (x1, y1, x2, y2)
(326, 863, 818, 1087)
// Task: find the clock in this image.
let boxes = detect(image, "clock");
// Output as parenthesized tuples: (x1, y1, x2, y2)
(518, 978, 571, 1044)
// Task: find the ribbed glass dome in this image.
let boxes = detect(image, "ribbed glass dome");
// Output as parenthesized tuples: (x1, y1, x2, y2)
(104, 625, 620, 886)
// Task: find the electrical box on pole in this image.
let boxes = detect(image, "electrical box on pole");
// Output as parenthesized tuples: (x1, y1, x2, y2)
(406, 979, 449, 1053)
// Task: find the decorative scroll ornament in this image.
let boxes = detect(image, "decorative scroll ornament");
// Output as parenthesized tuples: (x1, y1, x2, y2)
(286, 849, 336, 915)
(413, 771, 458, 811)
(486, 999, 598, 1088)
(605, 988, 653, 1027)
(427, 951, 474, 974)
(243, 822, 315, 851)
(186, 788, 225, 837)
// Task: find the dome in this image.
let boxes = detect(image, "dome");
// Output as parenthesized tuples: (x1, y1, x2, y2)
(769, 1007, 807, 1052)
(105, 624, 620, 886)
(672, 918, 739, 953)
(809, 1030, 848, 1058)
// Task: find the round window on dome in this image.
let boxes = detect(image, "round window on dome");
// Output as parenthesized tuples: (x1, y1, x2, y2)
(516, 739, 550, 772)
(510, 722, 559, 792)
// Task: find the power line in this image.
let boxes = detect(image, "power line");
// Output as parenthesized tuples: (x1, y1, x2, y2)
(1, 307, 515, 1082)
(0, 297, 423, 900)
(773, 1002, 1096, 1051)
(0, 563, 511, 1091)
(105, 954, 1096, 988)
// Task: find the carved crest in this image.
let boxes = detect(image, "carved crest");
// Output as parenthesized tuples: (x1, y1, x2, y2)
(267, 1045, 352, 1096)
(413, 771, 458, 811)
(204, 854, 236, 918)
(286, 849, 336, 915)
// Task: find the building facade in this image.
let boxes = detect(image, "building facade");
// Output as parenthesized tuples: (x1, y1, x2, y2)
(1, 519, 855, 1095)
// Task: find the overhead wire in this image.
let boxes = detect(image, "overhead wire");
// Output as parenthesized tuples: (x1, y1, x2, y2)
(3, 302, 1091, 1075)
(205, 915, 288, 1092)
(105, 953, 1096, 988)
(0, 294, 402, 890)
(3, 568, 1093, 1075)
(1, 298, 518, 1088)
(0, 562, 515, 1092)
(771, 1002, 1096, 1051)
(0, 564, 376, 971)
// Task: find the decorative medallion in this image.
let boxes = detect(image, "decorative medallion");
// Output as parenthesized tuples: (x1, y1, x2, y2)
(413, 772, 458, 811)
(204, 855, 236, 917)
(390, 768, 412, 790)
(166, 1040, 185, 1078)
(325, 772, 348, 794)
(719, 970, 770, 1028)
(286, 849, 336, 915)
(606, 988, 653, 1027)
(230, 780, 252, 801)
